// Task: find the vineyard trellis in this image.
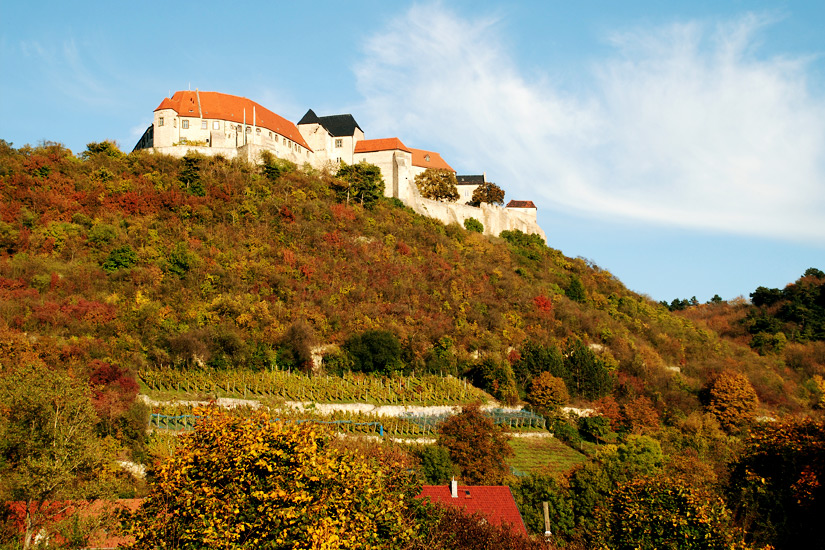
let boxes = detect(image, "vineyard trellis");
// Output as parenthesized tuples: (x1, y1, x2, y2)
(138, 368, 490, 406)
(149, 414, 386, 436)
(149, 407, 546, 436)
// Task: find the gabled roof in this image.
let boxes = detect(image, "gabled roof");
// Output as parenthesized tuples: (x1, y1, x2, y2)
(457, 175, 485, 185)
(298, 110, 363, 137)
(354, 137, 411, 154)
(418, 485, 527, 535)
(410, 148, 455, 172)
(156, 91, 311, 150)
(506, 200, 537, 209)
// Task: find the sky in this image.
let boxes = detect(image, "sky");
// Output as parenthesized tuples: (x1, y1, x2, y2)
(1, 0, 824, 303)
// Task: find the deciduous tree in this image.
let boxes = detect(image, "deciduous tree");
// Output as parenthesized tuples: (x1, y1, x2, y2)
(125, 410, 422, 549)
(527, 372, 568, 414)
(704, 371, 758, 432)
(415, 169, 459, 202)
(0, 363, 110, 549)
(469, 181, 505, 206)
(333, 161, 384, 208)
(437, 404, 513, 484)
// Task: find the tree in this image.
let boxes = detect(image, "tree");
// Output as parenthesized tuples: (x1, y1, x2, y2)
(125, 409, 422, 549)
(343, 330, 403, 374)
(527, 372, 568, 414)
(333, 161, 384, 208)
(469, 181, 505, 206)
(565, 275, 586, 303)
(437, 404, 513, 484)
(609, 476, 747, 550)
(511, 474, 575, 538)
(415, 169, 459, 202)
(415, 445, 457, 484)
(0, 363, 110, 549)
(727, 417, 825, 549)
(704, 371, 758, 432)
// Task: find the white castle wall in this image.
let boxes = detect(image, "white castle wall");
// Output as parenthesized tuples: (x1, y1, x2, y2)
(404, 187, 546, 242)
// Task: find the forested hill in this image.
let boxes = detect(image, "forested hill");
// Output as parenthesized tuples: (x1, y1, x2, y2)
(0, 140, 816, 417)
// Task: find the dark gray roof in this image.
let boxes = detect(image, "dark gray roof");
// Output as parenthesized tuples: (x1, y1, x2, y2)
(456, 175, 485, 185)
(297, 109, 320, 125)
(298, 110, 362, 137)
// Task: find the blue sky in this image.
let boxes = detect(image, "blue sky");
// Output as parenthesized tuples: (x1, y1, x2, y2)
(2, 1, 823, 303)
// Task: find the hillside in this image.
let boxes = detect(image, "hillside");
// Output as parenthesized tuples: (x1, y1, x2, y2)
(3, 140, 825, 549)
(0, 140, 815, 415)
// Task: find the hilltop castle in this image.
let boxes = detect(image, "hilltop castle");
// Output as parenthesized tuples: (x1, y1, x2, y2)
(134, 90, 545, 241)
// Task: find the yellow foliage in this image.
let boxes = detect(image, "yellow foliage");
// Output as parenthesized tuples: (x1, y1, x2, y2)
(126, 410, 421, 549)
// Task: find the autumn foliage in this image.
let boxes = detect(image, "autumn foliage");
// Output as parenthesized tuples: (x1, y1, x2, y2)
(126, 409, 422, 549)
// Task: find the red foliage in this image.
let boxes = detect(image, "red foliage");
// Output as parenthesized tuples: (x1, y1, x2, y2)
(323, 230, 343, 248)
(282, 249, 296, 267)
(279, 206, 295, 224)
(89, 360, 139, 421)
(533, 294, 553, 313)
(330, 203, 356, 222)
(396, 241, 411, 255)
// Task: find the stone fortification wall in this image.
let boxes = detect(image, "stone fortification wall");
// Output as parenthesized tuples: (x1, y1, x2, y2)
(404, 188, 546, 242)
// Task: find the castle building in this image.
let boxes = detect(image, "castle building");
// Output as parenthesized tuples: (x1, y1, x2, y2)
(297, 109, 364, 166)
(134, 90, 312, 164)
(134, 90, 545, 241)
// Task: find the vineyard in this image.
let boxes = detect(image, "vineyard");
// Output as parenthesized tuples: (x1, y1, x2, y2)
(139, 368, 491, 405)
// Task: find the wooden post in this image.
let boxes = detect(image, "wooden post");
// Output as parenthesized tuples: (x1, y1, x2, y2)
(543, 501, 552, 539)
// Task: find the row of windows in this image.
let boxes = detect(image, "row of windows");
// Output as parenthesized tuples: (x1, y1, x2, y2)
(158, 115, 307, 154)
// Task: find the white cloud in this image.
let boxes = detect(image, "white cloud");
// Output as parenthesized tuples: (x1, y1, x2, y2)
(355, 5, 825, 243)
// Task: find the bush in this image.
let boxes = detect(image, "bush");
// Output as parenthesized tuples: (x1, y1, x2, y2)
(343, 330, 403, 374)
(463, 217, 483, 233)
(102, 245, 138, 272)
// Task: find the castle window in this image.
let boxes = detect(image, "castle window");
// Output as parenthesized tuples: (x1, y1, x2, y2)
(269, 132, 272, 138)
(335, 139, 343, 148)
(213, 121, 220, 130)
(182, 119, 189, 129)
(256, 128, 261, 134)
(158, 117, 164, 126)
(173, 119, 177, 128)
(246, 127, 251, 133)
(201, 120, 208, 130)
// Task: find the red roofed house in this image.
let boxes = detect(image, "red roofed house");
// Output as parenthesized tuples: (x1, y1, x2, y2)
(410, 148, 455, 177)
(418, 480, 528, 535)
(506, 200, 538, 220)
(134, 91, 313, 164)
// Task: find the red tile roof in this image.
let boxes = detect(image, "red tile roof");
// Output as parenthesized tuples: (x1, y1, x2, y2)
(418, 485, 527, 535)
(410, 148, 455, 172)
(353, 137, 411, 154)
(156, 91, 311, 151)
(506, 200, 537, 209)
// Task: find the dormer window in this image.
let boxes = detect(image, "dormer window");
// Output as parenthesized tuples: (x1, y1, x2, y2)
(425, 154, 430, 162)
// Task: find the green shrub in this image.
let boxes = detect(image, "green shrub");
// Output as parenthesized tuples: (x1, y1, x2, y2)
(102, 245, 138, 272)
(464, 217, 483, 233)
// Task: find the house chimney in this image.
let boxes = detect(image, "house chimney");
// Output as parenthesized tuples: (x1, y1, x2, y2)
(451, 477, 458, 498)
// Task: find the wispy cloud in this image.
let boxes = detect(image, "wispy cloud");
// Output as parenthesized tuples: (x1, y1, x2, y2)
(355, 5, 825, 243)
(19, 38, 119, 108)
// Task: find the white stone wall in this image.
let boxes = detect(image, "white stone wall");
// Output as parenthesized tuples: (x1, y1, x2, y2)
(403, 186, 546, 242)
(353, 149, 413, 200)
